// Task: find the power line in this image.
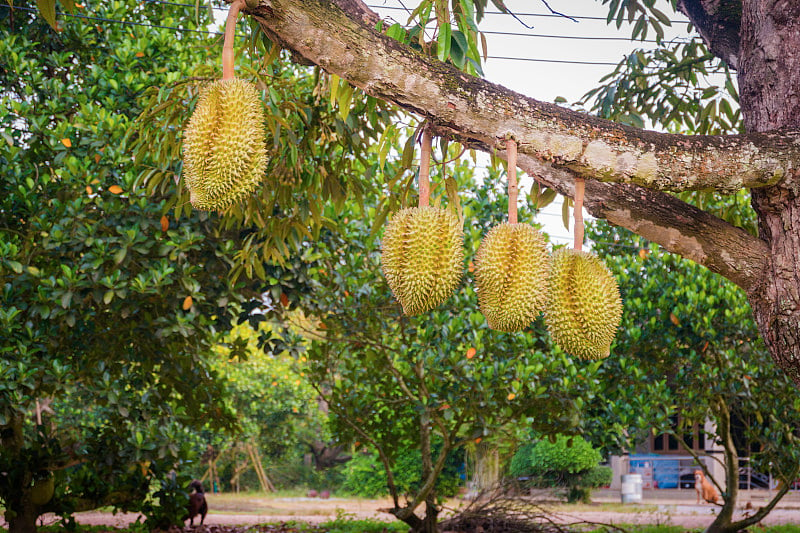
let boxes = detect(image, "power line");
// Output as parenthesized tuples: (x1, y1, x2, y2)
(142, 0, 228, 11)
(141, 0, 688, 45)
(2, 4, 650, 67)
(366, 3, 692, 24)
(482, 29, 666, 43)
(487, 56, 619, 66)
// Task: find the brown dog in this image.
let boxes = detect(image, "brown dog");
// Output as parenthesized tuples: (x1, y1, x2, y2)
(187, 479, 208, 526)
(694, 469, 719, 504)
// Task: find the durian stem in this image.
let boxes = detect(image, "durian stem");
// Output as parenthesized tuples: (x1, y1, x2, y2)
(506, 138, 518, 224)
(222, 0, 244, 80)
(574, 177, 585, 251)
(419, 127, 432, 208)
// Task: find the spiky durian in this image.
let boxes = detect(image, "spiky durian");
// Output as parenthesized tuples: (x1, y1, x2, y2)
(183, 78, 268, 211)
(474, 223, 550, 332)
(381, 206, 464, 316)
(546, 249, 622, 359)
(30, 475, 55, 506)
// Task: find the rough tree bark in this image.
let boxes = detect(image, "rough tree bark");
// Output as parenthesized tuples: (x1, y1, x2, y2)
(2, 414, 37, 533)
(739, 0, 800, 388)
(246, 0, 800, 389)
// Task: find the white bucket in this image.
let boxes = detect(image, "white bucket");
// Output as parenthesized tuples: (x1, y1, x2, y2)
(621, 473, 643, 503)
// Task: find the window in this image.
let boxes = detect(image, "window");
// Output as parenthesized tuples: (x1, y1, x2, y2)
(650, 417, 706, 454)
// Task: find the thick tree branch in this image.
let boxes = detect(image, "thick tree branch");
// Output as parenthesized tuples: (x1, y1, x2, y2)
(500, 149, 769, 293)
(248, 0, 800, 194)
(677, 0, 742, 68)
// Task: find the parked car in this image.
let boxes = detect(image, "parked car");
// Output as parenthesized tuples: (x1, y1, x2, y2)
(678, 469, 770, 489)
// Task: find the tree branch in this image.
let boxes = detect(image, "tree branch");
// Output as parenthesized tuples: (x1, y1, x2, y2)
(676, 0, 742, 69)
(248, 0, 800, 194)
(507, 151, 769, 293)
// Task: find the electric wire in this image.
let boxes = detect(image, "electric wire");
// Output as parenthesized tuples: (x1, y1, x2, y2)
(366, 3, 692, 24)
(1, 3, 672, 67)
(3, 0, 708, 68)
(140, 0, 686, 44)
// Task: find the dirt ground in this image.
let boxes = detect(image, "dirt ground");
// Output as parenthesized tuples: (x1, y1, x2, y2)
(22, 489, 800, 530)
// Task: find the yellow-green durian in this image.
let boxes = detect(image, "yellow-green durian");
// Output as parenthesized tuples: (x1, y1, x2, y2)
(183, 78, 268, 211)
(546, 249, 622, 359)
(381, 206, 464, 316)
(474, 223, 550, 332)
(30, 475, 55, 506)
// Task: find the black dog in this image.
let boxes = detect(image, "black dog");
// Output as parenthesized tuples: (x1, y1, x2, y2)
(186, 479, 208, 527)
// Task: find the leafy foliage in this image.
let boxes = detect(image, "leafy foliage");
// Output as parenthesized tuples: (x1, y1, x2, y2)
(131, 38, 405, 268)
(341, 447, 462, 499)
(0, 2, 251, 526)
(585, 221, 800, 524)
(508, 435, 610, 502)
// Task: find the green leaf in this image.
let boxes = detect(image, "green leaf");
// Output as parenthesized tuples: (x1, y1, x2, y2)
(530, 182, 557, 210)
(7, 260, 23, 274)
(650, 8, 672, 26)
(444, 176, 463, 224)
(36, 0, 58, 30)
(337, 83, 354, 120)
(103, 290, 114, 304)
(386, 23, 406, 43)
(369, 203, 391, 241)
(437, 22, 452, 62)
(329, 74, 340, 105)
(401, 134, 416, 170)
(561, 197, 571, 231)
(450, 30, 467, 68)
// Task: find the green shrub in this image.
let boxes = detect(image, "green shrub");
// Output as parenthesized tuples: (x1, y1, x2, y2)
(141, 470, 192, 530)
(341, 447, 462, 499)
(509, 435, 607, 503)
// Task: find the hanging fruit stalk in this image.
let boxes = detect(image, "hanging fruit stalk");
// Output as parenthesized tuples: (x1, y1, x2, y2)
(380, 125, 464, 315)
(419, 126, 432, 207)
(222, 0, 243, 80)
(474, 138, 550, 332)
(506, 138, 518, 224)
(182, 0, 268, 211)
(574, 177, 585, 251)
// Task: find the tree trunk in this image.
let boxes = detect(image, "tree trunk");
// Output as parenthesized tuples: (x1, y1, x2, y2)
(7, 499, 38, 533)
(420, 499, 439, 533)
(739, 1, 800, 387)
(2, 414, 40, 533)
(704, 400, 738, 533)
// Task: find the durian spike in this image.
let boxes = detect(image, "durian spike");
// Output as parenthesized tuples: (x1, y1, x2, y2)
(506, 138, 518, 224)
(419, 127, 432, 207)
(222, 0, 245, 80)
(574, 177, 585, 251)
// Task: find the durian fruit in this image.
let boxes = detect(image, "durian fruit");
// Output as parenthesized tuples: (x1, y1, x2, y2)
(546, 249, 622, 359)
(474, 223, 550, 332)
(30, 475, 55, 506)
(183, 78, 268, 210)
(381, 206, 464, 316)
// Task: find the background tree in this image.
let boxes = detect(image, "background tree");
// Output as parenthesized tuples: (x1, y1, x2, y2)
(0, 4, 253, 531)
(586, 220, 800, 533)
(508, 435, 612, 504)
(203, 322, 338, 491)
